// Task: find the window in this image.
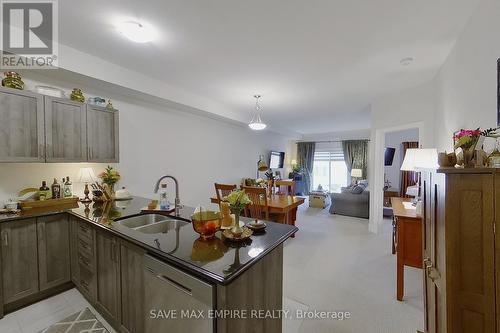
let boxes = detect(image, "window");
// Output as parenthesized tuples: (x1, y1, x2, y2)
(312, 142, 349, 193)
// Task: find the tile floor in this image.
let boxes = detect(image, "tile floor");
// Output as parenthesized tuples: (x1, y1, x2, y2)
(0, 203, 423, 333)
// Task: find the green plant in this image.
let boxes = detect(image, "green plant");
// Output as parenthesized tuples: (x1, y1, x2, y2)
(223, 190, 252, 214)
(98, 165, 121, 186)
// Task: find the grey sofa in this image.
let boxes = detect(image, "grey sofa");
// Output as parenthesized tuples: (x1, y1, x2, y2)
(329, 184, 370, 219)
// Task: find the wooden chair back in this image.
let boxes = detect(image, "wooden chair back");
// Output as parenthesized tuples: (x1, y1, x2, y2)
(214, 183, 237, 202)
(242, 186, 269, 220)
(275, 180, 295, 195)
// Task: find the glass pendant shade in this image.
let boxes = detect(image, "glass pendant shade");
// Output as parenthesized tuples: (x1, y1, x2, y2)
(248, 95, 267, 130)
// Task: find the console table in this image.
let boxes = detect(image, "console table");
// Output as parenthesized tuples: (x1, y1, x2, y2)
(391, 197, 423, 301)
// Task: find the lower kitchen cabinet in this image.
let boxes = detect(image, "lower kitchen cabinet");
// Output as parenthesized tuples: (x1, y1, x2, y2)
(0, 218, 39, 304)
(120, 240, 146, 333)
(37, 214, 71, 291)
(69, 217, 79, 286)
(95, 230, 121, 326)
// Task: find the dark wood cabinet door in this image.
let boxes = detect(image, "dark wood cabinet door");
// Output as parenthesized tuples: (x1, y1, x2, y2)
(44, 97, 87, 162)
(1, 218, 39, 303)
(422, 172, 436, 333)
(120, 240, 145, 333)
(87, 105, 119, 162)
(37, 214, 71, 291)
(69, 216, 80, 286)
(496, 173, 500, 333)
(95, 230, 121, 325)
(0, 87, 45, 162)
(447, 173, 495, 333)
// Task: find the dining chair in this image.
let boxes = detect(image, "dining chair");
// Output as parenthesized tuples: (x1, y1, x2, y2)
(214, 183, 237, 202)
(274, 180, 295, 195)
(242, 186, 270, 220)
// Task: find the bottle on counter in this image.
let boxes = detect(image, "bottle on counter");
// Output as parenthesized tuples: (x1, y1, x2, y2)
(159, 183, 169, 210)
(63, 176, 73, 198)
(51, 178, 61, 199)
(38, 181, 51, 201)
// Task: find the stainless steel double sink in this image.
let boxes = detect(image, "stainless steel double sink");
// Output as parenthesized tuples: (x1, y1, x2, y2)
(115, 214, 188, 234)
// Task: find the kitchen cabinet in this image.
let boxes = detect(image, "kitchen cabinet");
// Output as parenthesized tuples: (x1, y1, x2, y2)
(95, 230, 121, 326)
(422, 169, 496, 333)
(37, 214, 71, 291)
(69, 217, 79, 287)
(120, 240, 145, 333)
(0, 219, 39, 304)
(0, 87, 45, 162)
(87, 105, 119, 163)
(44, 97, 87, 162)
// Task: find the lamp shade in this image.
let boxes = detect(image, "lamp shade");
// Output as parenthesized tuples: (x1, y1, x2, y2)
(257, 155, 268, 171)
(350, 169, 363, 178)
(400, 148, 438, 171)
(76, 167, 96, 183)
(291, 159, 297, 166)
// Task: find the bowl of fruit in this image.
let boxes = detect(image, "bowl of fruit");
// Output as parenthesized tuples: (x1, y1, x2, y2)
(191, 209, 221, 240)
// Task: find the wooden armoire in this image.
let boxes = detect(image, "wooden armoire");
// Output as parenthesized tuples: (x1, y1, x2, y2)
(422, 168, 499, 333)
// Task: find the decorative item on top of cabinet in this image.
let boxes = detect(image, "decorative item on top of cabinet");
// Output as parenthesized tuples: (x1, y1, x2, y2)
(86, 104, 119, 163)
(70, 88, 85, 102)
(0, 87, 45, 162)
(44, 96, 87, 162)
(1, 71, 24, 90)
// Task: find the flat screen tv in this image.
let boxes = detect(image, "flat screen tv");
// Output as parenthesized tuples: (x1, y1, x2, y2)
(384, 147, 396, 166)
(269, 151, 285, 169)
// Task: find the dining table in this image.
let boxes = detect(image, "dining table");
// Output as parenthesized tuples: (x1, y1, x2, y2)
(210, 194, 305, 229)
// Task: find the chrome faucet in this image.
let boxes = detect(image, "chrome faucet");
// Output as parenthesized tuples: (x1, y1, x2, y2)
(154, 175, 181, 217)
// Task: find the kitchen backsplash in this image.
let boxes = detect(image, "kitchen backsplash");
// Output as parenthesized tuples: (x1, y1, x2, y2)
(0, 163, 116, 204)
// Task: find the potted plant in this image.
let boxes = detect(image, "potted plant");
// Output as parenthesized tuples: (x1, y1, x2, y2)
(454, 128, 499, 167)
(98, 166, 121, 196)
(223, 190, 252, 236)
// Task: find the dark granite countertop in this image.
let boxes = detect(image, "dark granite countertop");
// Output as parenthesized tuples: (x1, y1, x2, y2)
(0, 196, 297, 285)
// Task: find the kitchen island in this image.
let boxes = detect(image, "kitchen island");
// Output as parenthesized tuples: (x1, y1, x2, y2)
(0, 196, 297, 332)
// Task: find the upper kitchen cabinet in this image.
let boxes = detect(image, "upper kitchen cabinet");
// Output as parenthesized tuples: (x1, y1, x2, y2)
(0, 87, 45, 162)
(45, 97, 87, 162)
(87, 105, 119, 163)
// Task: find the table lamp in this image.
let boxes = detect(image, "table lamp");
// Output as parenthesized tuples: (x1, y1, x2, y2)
(77, 167, 96, 203)
(401, 148, 438, 206)
(256, 155, 268, 178)
(350, 169, 363, 184)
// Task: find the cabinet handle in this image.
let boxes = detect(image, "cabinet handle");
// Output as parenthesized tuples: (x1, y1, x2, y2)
(38, 224, 44, 242)
(155, 274, 192, 296)
(2, 231, 8, 247)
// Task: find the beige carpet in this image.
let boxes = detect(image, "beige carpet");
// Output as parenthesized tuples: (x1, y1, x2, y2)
(38, 308, 108, 333)
(283, 203, 424, 333)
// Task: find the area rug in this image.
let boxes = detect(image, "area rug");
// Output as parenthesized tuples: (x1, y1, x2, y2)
(38, 308, 109, 333)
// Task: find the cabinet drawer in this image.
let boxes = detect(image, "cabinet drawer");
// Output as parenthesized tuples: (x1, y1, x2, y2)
(77, 222, 93, 242)
(78, 251, 94, 273)
(79, 266, 95, 301)
(78, 237, 93, 257)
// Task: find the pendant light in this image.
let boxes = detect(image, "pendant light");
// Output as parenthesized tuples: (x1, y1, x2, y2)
(248, 95, 267, 130)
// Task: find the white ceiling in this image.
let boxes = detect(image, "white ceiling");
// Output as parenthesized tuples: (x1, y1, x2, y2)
(59, 0, 479, 135)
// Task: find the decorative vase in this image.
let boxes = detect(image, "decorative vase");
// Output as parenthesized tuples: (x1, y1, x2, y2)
(2, 71, 24, 90)
(230, 211, 243, 237)
(462, 146, 476, 168)
(70, 88, 85, 102)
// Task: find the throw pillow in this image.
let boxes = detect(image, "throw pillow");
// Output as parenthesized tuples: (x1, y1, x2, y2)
(351, 184, 365, 194)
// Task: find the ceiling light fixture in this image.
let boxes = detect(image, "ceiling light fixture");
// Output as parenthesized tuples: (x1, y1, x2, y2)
(400, 57, 414, 66)
(248, 95, 267, 131)
(116, 21, 157, 43)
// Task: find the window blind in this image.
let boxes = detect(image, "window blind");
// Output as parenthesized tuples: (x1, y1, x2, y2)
(314, 142, 345, 161)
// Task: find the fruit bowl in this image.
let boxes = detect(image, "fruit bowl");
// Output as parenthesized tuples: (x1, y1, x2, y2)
(191, 211, 221, 240)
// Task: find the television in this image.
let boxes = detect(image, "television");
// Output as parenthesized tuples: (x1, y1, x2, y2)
(384, 147, 396, 166)
(269, 151, 285, 169)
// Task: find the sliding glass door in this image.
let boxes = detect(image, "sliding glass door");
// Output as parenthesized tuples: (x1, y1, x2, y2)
(312, 143, 349, 193)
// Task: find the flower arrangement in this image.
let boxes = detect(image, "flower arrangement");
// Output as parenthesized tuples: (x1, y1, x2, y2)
(223, 189, 252, 214)
(98, 165, 121, 187)
(255, 178, 267, 188)
(453, 128, 482, 150)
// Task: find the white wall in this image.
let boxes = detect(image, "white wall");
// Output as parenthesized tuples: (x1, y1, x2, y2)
(0, 72, 294, 207)
(384, 128, 419, 192)
(435, 0, 500, 152)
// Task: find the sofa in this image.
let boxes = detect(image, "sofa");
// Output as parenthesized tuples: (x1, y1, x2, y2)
(329, 182, 369, 219)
